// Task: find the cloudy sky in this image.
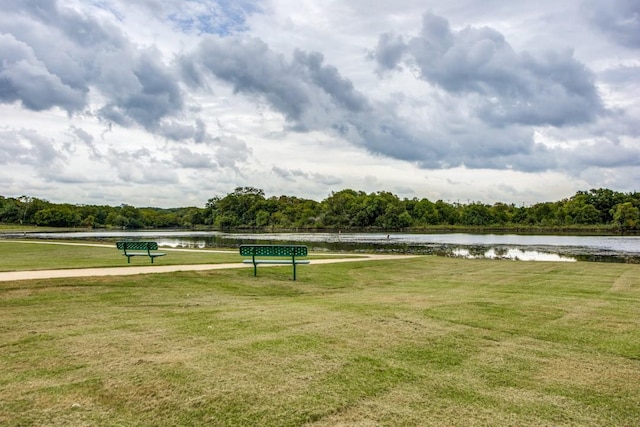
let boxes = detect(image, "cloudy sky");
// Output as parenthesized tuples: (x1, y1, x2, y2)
(1, 0, 639, 208)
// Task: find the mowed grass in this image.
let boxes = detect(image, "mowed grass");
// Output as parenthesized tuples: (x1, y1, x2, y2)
(0, 241, 241, 271)
(0, 247, 639, 426)
(0, 241, 339, 272)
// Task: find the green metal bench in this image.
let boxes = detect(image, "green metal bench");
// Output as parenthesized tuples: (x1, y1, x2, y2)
(116, 241, 166, 263)
(240, 244, 309, 280)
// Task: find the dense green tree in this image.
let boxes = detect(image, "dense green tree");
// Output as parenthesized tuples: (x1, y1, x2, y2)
(351, 193, 381, 227)
(434, 200, 459, 225)
(33, 207, 80, 227)
(490, 203, 516, 225)
(0, 199, 21, 223)
(282, 197, 320, 228)
(119, 204, 144, 229)
(411, 198, 439, 225)
(510, 205, 528, 224)
(207, 187, 266, 228)
(81, 215, 96, 228)
(578, 188, 626, 223)
(255, 210, 271, 227)
(611, 202, 639, 231)
(574, 205, 601, 225)
(77, 205, 109, 227)
(181, 208, 204, 227)
(321, 189, 364, 228)
(563, 193, 601, 224)
(373, 192, 411, 229)
(216, 215, 236, 229)
(460, 203, 494, 226)
(3, 187, 640, 231)
(525, 202, 564, 226)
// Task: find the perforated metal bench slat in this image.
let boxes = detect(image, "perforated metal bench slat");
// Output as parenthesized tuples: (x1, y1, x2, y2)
(240, 245, 307, 257)
(116, 241, 165, 263)
(116, 241, 159, 251)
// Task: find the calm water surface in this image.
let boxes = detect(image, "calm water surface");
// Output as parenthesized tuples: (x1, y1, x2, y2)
(10, 230, 640, 262)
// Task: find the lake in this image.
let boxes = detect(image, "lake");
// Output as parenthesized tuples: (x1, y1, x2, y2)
(8, 230, 640, 263)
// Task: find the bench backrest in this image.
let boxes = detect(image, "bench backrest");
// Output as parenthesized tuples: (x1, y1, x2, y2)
(240, 245, 308, 257)
(116, 241, 159, 251)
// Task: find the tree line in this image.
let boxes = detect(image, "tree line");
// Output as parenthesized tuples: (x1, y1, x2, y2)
(1, 187, 639, 232)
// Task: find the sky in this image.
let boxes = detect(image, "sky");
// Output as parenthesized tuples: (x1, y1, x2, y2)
(1, 0, 639, 208)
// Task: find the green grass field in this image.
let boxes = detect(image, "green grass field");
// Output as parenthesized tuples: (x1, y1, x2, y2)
(1, 242, 639, 426)
(0, 241, 241, 271)
(0, 241, 345, 272)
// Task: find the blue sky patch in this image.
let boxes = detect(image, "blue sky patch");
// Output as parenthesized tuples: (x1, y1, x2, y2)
(168, 0, 262, 36)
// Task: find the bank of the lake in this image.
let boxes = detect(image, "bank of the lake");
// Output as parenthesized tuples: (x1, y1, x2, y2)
(3, 229, 639, 263)
(2, 223, 639, 235)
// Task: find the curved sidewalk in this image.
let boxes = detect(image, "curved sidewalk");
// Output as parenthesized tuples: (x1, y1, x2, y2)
(0, 254, 419, 282)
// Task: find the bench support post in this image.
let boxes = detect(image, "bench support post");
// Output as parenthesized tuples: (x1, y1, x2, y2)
(252, 255, 257, 277)
(292, 254, 297, 280)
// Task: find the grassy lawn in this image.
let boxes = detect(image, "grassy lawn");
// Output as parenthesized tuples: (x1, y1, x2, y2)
(0, 241, 347, 272)
(0, 241, 243, 271)
(0, 225, 51, 232)
(0, 247, 639, 425)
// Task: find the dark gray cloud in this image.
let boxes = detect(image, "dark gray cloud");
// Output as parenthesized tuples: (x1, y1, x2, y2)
(373, 12, 605, 127)
(182, 37, 430, 164)
(0, 34, 87, 112)
(350, 104, 558, 172)
(562, 139, 640, 169)
(371, 32, 407, 74)
(583, 0, 640, 49)
(97, 48, 185, 130)
(179, 31, 562, 173)
(188, 37, 310, 121)
(1, 0, 187, 134)
(0, 0, 131, 113)
(292, 50, 369, 113)
(181, 36, 370, 127)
